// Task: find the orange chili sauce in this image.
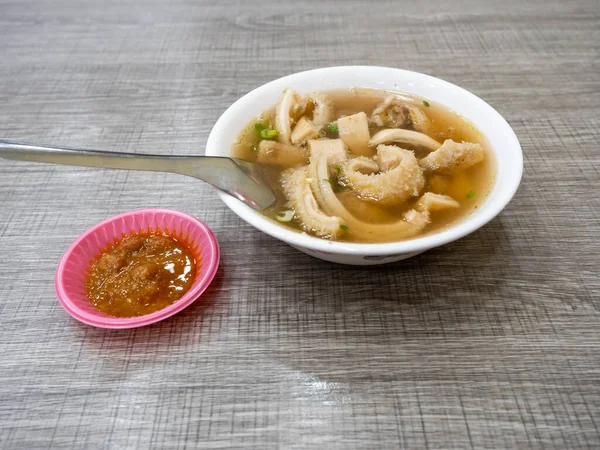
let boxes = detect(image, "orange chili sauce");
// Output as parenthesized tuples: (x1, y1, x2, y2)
(85, 232, 197, 318)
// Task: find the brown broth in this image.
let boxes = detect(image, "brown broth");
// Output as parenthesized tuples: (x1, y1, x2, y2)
(232, 88, 496, 243)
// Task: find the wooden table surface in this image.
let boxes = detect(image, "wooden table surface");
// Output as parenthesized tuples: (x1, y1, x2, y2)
(1, 0, 599, 448)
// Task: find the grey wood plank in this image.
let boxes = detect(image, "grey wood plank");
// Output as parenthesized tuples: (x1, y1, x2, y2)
(0, 0, 599, 448)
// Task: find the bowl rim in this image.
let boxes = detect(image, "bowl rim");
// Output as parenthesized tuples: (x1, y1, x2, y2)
(207, 65, 523, 256)
(55, 208, 220, 329)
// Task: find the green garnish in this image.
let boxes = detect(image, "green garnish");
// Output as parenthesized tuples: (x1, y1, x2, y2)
(466, 190, 476, 199)
(327, 123, 339, 133)
(322, 178, 333, 185)
(255, 123, 278, 140)
(275, 210, 295, 222)
(260, 129, 279, 139)
(339, 225, 349, 231)
(335, 165, 342, 174)
(423, 100, 430, 107)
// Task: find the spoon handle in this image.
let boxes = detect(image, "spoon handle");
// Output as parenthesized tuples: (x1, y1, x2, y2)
(0, 140, 211, 172)
(0, 140, 276, 210)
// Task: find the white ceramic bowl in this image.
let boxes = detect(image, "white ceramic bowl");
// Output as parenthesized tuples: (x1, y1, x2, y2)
(206, 66, 522, 265)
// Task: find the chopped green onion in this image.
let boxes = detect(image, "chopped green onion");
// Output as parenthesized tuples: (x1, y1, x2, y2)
(339, 225, 349, 231)
(322, 178, 333, 185)
(260, 129, 279, 139)
(423, 100, 430, 107)
(275, 210, 294, 222)
(327, 123, 339, 132)
(466, 190, 476, 199)
(256, 122, 278, 140)
(335, 165, 342, 174)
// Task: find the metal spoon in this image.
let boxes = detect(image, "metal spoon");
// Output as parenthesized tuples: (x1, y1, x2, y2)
(0, 140, 276, 210)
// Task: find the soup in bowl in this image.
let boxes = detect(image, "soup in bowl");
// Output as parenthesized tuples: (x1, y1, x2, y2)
(206, 66, 522, 265)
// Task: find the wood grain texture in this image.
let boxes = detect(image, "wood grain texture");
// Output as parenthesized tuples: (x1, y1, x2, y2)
(1, 0, 599, 448)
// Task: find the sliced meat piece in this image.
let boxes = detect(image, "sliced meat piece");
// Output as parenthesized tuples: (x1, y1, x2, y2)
(345, 156, 379, 175)
(340, 144, 425, 205)
(370, 95, 431, 132)
(307, 93, 334, 128)
(280, 166, 343, 238)
(337, 112, 373, 157)
(403, 209, 431, 228)
(416, 192, 460, 212)
(369, 128, 441, 151)
(418, 139, 484, 174)
(307, 142, 429, 242)
(307, 139, 347, 165)
(275, 88, 306, 144)
(291, 117, 319, 144)
(257, 141, 308, 167)
(405, 105, 430, 133)
(370, 95, 401, 127)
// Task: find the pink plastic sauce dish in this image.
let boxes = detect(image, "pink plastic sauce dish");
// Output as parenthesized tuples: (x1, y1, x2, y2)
(55, 209, 220, 329)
